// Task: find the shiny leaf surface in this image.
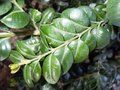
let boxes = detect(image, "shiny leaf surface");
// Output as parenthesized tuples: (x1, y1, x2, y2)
(43, 54, 61, 84)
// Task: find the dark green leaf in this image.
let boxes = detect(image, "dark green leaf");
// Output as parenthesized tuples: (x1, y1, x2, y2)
(94, 4, 106, 20)
(41, 25, 64, 47)
(0, 1, 12, 16)
(54, 46, 73, 74)
(41, 83, 57, 90)
(61, 8, 89, 29)
(91, 27, 110, 49)
(1, 11, 30, 29)
(40, 8, 55, 24)
(0, 38, 11, 61)
(43, 54, 61, 84)
(79, 6, 96, 22)
(81, 31, 96, 52)
(23, 64, 34, 87)
(69, 38, 89, 63)
(23, 37, 40, 54)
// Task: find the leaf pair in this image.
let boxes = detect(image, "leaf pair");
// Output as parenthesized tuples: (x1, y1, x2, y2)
(23, 61, 41, 87)
(10, 51, 41, 87)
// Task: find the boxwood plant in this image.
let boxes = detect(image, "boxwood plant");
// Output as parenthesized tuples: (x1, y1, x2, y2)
(0, 0, 120, 88)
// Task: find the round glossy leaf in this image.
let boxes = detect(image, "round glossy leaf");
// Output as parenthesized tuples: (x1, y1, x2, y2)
(81, 31, 96, 52)
(79, 6, 96, 22)
(61, 8, 89, 28)
(43, 54, 61, 84)
(107, 0, 120, 27)
(54, 46, 73, 75)
(23, 37, 40, 54)
(0, 38, 11, 61)
(40, 8, 55, 24)
(91, 27, 110, 49)
(16, 41, 36, 59)
(94, 4, 106, 20)
(69, 39, 89, 63)
(23, 64, 34, 87)
(9, 50, 24, 64)
(29, 9, 41, 23)
(30, 61, 42, 82)
(41, 25, 64, 47)
(0, 1, 12, 16)
(1, 11, 30, 29)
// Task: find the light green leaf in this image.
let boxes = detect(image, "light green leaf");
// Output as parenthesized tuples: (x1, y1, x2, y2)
(29, 8, 41, 23)
(9, 50, 24, 64)
(23, 64, 34, 87)
(0, 1, 12, 16)
(16, 0, 25, 8)
(30, 61, 42, 82)
(107, 0, 120, 27)
(1, 11, 30, 29)
(43, 54, 61, 84)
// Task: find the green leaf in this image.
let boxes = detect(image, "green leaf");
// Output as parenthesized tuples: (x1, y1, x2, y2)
(16, 0, 25, 8)
(41, 25, 64, 47)
(69, 39, 89, 63)
(16, 41, 36, 59)
(79, 6, 96, 22)
(9, 50, 24, 64)
(30, 61, 42, 82)
(23, 37, 41, 54)
(29, 8, 41, 23)
(81, 31, 96, 52)
(94, 4, 106, 20)
(1, 11, 30, 29)
(41, 83, 57, 90)
(40, 8, 55, 24)
(61, 8, 89, 28)
(54, 46, 73, 74)
(40, 31, 49, 53)
(0, 38, 11, 61)
(41, 7, 90, 47)
(43, 54, 61, 84)
(107, 0, 120, 27)
(91, 27, 110, 49)
(23, 64, 34, 87)
(0, 1, 12, 16)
